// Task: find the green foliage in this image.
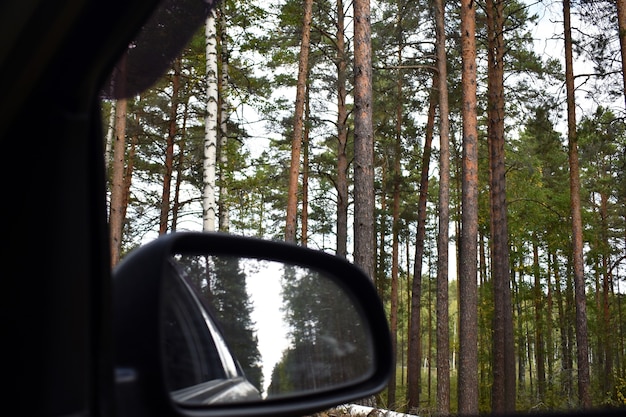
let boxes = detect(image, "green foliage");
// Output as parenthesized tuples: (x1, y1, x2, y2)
(107, 0, 626, 413)
(176, 255, 264, 390)
(268, 264, 371, 395)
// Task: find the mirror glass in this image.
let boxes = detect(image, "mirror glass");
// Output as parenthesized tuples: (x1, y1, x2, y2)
(162, 254, 375, 405)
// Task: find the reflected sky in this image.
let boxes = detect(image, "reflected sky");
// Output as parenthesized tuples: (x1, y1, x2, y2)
(242, 260, 289, 395)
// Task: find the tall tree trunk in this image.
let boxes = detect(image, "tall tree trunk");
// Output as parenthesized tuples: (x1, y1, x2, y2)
(407, 75, 436, 411)
(376, 161, 388, 302)
(565, 256, 576, 401)
(172, 100, 189, 231)
(336, 0, 349, 258)
(617, 0, 626, 109)
(285, 0, 314, 243)
(435, 0, 451, 406)
(600, 191, 614, 396)
(458, 0, 479, 410)
(109, 52, 128, 267)
(546, 251, 555, 389)
(513, 266, 526, 393)
(553, 249, 571, 399)
(353, 0, 375, 281)
(301, 89, 310, 247)
(486, 0, 515, 411)
(119, 109, 138, 248)
(533, 239, 546, 399)
(104, 101, 116, 172)
(388, 44, 403, 406)
(388, 176, 400, 409)
(218, 7, 230, 233)
(353, 1, 376, 406)
(159, 58, 180, 235)
(204, 9, 219, 232)
(563, 0, 592, 407)
(110, 95, 127, 267)
(428, 268, 434, 403)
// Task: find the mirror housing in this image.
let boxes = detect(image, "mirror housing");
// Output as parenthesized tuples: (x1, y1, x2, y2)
(113, 232, 392, 417)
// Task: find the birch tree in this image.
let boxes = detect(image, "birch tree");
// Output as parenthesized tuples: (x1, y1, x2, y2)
(159, 58, 181, 235)
(110, 95, 127, 267)
(204, 8, 219, 233)
(218, 8, 230, 232)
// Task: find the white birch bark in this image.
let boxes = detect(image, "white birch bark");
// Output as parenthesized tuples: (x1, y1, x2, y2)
(104, 100, 116, 174)
(203, 9, 218, 232)
(218, 10, 230, 232)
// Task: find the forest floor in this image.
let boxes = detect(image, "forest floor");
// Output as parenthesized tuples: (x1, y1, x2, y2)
(308, 404, 420, 417)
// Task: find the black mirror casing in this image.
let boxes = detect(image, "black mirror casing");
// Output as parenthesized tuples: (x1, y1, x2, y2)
(113, 232, 393, 417)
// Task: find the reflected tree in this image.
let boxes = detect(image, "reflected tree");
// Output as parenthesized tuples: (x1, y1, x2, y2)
(267, 264, 371, 396)
(176, 255, 263, 391)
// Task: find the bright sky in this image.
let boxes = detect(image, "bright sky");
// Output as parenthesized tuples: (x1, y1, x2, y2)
(243, 259, 290, 395)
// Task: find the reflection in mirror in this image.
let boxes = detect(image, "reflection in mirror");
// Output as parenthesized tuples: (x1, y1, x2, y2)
(162, 259, 261, 404)
(163, 254, 374, 405)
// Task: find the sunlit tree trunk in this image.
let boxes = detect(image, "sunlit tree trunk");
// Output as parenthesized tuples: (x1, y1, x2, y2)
(353, 0, 375, 283)
(458, 0, 479, 410)
(353, 1, 376, 407)
(563, 0, 592, 407)
(285, 0, 313, 243)
(204, 9, 218, 232)
(104, 101, 116, 172)
(109, 52, 127, 267)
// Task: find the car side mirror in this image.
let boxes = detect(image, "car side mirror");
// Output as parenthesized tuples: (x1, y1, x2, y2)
(113, 232, 392, 417)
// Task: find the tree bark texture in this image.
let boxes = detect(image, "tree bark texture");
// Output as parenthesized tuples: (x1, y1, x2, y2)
(616, 0, 626, 109)
(353, 0, 375, 280)
(486, 0, 516, 411)
(458, 0, 479, 411)
(218, 7, 230, 233)
(436, 0, 451, 408)
(110, 97, 127, 267)
(407, 75, 436, 411)
(159, 58, 180, 235)
(563, 0, 592, 407)
(388, 43, 403, 406)
(336, 0, 349, 258)
(204, 10, 218, 232)
(301, 89, 310, 247)
(285, 0, 314, 243)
